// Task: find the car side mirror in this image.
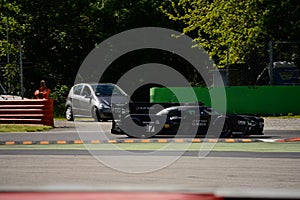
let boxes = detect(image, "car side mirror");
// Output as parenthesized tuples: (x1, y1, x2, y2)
(84, 94, 92, 99)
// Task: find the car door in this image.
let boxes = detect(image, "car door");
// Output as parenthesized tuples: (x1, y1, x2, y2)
(180, 108, 197, 133)
(80, 85, 93, 117)
(71, 84, 84, 116)
(180, 107, 208, 134)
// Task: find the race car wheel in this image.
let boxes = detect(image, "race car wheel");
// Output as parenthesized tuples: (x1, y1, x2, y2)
(220, 120, 232, 138)
(212, 117, 232, 138)
(122, 117, 145, 138)
(65, 106, 74, 121)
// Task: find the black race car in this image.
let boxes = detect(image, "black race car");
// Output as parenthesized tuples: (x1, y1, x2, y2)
(111, 105, 264, 138)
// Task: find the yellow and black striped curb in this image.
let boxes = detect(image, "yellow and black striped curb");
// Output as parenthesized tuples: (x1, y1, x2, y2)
(3, 138, 300, 145)
(0, 138, 263, 145)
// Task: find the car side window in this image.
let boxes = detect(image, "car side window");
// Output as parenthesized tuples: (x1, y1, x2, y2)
(168, 109, 181, 117)
(73, 85, 83, 95)
(81, 86, 91, 97)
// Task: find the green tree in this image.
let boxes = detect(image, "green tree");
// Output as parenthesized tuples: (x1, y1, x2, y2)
(163, 0, 299, 68)
(163, 0, 267, 67)
(1, 0, 186, 102)
(262, 0, 300, 42)
(0, 0, 30, 94)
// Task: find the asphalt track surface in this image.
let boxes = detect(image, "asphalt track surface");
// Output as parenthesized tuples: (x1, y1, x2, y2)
(0, 120, 300, 142)
(1, 153, 300, 189)
(1, 149, 300, 159)
(0, 129, 297, 141)
(1, 120, 300, 191)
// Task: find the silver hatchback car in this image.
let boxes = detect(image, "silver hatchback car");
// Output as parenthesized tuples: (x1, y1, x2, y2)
(65, 83, 129, 122)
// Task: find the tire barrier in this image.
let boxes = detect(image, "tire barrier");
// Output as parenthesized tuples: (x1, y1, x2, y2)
(0, 99, 54, 127)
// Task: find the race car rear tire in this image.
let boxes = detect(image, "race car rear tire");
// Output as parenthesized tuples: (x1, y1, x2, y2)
(123, 117, 143, 138)
(220, 120, 232, 138)
(213, 117, 232, 138)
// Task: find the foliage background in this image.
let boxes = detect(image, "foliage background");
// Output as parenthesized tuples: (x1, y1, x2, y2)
(0, 0, 299, 116)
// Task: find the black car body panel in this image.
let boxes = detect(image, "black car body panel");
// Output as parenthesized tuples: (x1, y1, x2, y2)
(111, 105, 264, 138)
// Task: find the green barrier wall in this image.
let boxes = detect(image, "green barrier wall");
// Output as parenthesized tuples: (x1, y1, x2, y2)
(150, 86, 300, 115)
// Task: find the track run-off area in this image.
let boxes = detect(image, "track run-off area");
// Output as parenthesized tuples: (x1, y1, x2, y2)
(1, 118, 300, 190)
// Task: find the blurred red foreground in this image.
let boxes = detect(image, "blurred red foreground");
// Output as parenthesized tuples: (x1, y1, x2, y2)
(0, 192, 221, 200)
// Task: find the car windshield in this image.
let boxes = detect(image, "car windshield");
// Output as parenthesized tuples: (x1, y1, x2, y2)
(91, 84, 127, 96)
(156, 107, 179, 115)
(157, 106, 220, 116)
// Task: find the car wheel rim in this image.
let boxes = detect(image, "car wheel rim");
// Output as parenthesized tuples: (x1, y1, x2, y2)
(66, 107, 72, 120)
(221, 121, 232, 138)
(222, 122, 228, 133)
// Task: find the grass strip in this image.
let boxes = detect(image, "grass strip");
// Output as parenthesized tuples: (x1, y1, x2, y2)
(0, 124, 53, 132)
